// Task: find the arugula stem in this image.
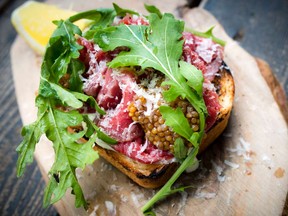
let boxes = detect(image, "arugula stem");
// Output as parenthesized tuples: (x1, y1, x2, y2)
(141, 146, 199, 213)
(68, 10, 103, 23)
(185, 27, 226, 46)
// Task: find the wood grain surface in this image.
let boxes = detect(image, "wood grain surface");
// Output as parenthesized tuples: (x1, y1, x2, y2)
(1, 0, 288, 216)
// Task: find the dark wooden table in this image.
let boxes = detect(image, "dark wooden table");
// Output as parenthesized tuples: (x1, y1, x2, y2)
(0, 0, 287, 215)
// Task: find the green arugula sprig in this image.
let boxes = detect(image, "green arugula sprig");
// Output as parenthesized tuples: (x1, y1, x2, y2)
(16, 9, 118, 209)
(113, 3, 139, 17)
(187, 26, 226, 46)
(144, 4, 162, 18)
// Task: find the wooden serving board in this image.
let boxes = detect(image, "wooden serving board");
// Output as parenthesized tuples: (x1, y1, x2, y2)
(11, 1, 288, 215)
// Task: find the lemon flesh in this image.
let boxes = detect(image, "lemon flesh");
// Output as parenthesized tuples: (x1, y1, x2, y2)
(11, 1, 87, 55)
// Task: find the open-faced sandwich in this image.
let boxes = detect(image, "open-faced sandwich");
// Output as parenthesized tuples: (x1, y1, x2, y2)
(15, 3, 234, 214)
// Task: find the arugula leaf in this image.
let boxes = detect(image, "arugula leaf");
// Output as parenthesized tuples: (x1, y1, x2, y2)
(42, 19, 82, 83)
(72, 92, 106, 115)
(16, 104, 48, 177)
(67, 59, 84, 92)
(40, 98, 98, 208)
(113, 3, 139, 17)
(94, 13, 183, 74)
(17, 95, 99, 209)
(91, 8, 117, 27)
(161, 84, 185, 102)
(69, 9, 113, 23)
(81, 9, 117, 40)
(174, 138, 188, 161)
(159, 106, 193, 141)
(83, 115, 117, 144)
(51, 20, 82, 59)
(16, 123, 39, 177)
(187, 26, 226, 46)
(144, 4, 162, 18)
(17, 10, 118, 209)
(39, 79, 83, 109)
(179, 60, 204, 97)
(51, 50, 73, 82)
(67, 8, 117, 40)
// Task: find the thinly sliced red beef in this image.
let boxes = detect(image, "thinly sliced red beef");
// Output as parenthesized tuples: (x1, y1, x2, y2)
(78, 37, 95, 69)
(182, 32, 223, 82)
(97, 68, 122, 110)
(83, 69, 104, 97)
(203, 89, 221, 131)
(114, 138, 174, 164)
(98, 71, 143, 142)
(182, 32, 223, 129)
(78, 37, 112, 76)
(118, 14, 149, 25)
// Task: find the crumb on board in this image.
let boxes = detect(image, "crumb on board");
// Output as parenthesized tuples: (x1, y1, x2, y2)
(274, 167, 285, 178)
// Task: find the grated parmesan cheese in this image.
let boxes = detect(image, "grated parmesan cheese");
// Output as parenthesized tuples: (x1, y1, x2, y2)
(133, 85, 163, 116)
(112, 172, 117, 181)
(130, 192, 144, 207)
(195, 186, 217, 199)
(224, 160, 240, 169)
(195, 38, 219, 63)
(139, 138, 149, 153)
(226, 137, 251, 161)
(262, 154, 273, 168)
(177, 191, 188, 216)
(105, 201, 116, 216)
(211, 160, 226, 182)
(120, 194, 128, 203)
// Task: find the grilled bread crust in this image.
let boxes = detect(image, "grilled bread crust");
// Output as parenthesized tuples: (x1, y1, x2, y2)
(93, 64, 235, 189)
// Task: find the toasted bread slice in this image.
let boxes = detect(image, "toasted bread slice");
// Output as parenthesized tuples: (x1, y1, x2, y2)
(93, 64, 235, 189)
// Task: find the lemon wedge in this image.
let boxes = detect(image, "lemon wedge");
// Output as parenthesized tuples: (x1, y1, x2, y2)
(11, 1, 87, 55)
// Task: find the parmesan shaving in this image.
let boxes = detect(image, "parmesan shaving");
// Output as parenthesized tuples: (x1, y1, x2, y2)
(226, 137, 251, 161)
(120, 194, 128, 203)
(195, 38, 218, 63)
(224, 160, 240, 169)
(177, 191, 188, 216)
(133, 85, 163, 116)
(211, 160, 226, 182)
(195, 186, 217, 199)
(131, 192, 144, 207)
(109, 184, 118, 191)
(139, 138, 149, 153)
(262, 154, 273, 168)
(105, 201, 116, 216)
